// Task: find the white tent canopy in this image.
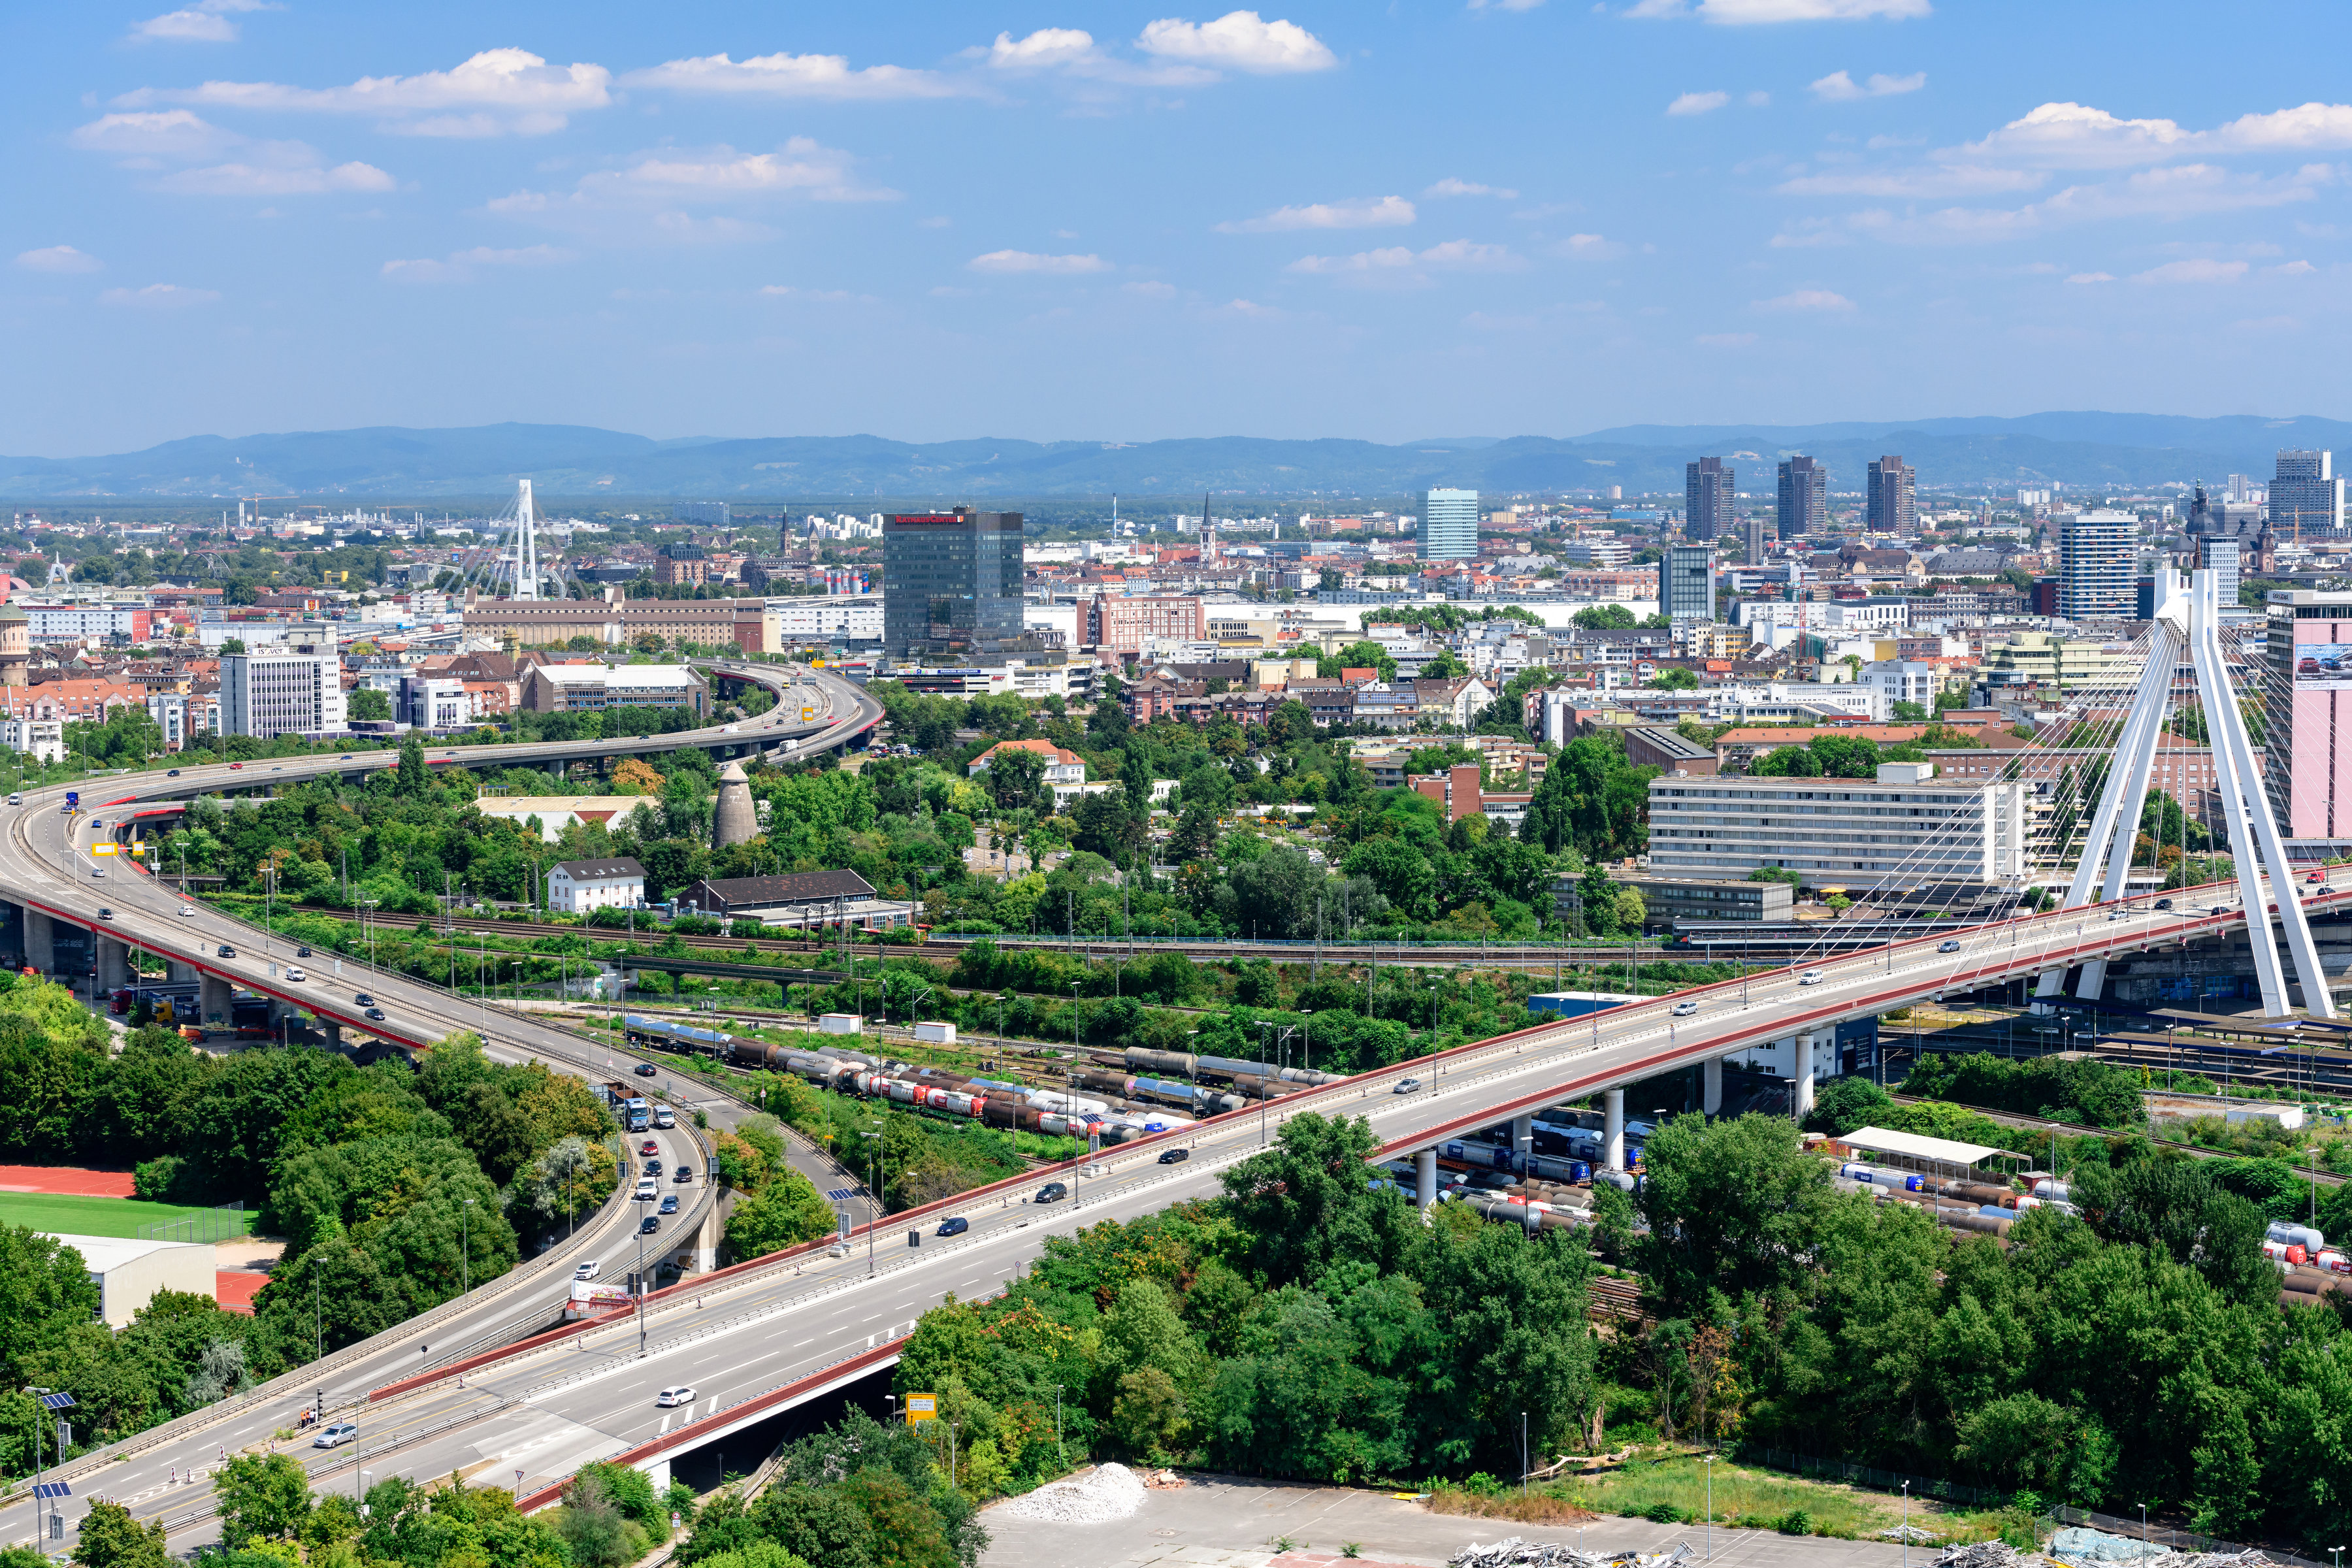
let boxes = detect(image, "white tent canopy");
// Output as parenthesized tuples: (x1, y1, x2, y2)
(1838, 1124, 2012, 1175)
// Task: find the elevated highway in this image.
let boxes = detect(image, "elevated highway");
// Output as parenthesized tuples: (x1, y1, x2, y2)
(27, 859, 2344, 1546)
(0, 662, 881, 1555)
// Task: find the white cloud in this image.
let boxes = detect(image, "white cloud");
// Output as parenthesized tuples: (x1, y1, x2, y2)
(1778, 165, 2042, 197)
(1955, 102, 2195, 169)
(581, 141, 892, 203)
(1288, 239, 1522, 286)
(1810, 69, 1925, 101)
(985, 28, 1099, 70)
(1554, 233, 1627, 258)
(16, 246, 103, 274)
(2132, 257, 2247, 284)
(758, 284, 874, 302)
(383, 244, 571, 284)
(2270, 258, 2317, 275)
(1668, 91, 1729, 116)
(1424, 176, 1520, 199)
(1217, 195, 1414, 232)
(99, 282, 219, 307)
(1469, 0, 1546, 9)
(130, 0, 274, 44)
(1136, 11, 1337, 73)
(1125, 280, 1179, 297)
(1696, 331, 1759, 346)
(1756, 287, 1856, 310)
(2065, 271, 2114, 284)
(1630, 0, 1929, 20)
(1217, 298, 1282, 317)
(969, 250, 1113, 274)
(125, 48, 611, 136)
(624, 51, 959, 101)
(918, 216, 952, 228)
(71, 108, 233, 158)
(158, 159, 393, 195)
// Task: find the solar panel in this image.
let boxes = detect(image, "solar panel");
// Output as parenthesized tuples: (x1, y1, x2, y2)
(825, 1188, 856, 1202)
(33, 1482, 70, 1499)
(37, 1393, 74, 1411)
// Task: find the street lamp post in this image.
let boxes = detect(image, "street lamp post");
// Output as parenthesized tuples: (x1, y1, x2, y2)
(461, 1196, 476, 1295)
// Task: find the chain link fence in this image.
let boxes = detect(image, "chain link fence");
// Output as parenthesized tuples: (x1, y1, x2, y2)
(137, 1200, 246, 1245)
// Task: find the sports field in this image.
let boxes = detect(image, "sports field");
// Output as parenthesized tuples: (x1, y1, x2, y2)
(0, 1192, 255, 1241)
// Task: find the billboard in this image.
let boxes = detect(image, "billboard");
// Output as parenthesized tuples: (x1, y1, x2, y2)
(2295, 644, 2352, 689)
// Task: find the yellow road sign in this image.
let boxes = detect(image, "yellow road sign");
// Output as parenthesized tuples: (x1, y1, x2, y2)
(904, 1393, 937, 1423)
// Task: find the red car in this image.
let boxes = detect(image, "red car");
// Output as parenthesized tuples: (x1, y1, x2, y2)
(229, 762, 243, 770)
(640, 1139, 659, 1156)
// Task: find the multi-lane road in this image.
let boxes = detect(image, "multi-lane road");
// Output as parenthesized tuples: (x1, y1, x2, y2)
(0, 663, 882, 1554)
(8, 655, 2339, 1546)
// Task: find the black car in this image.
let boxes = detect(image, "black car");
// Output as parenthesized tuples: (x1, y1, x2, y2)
(936, 1217, 970, 1237)
(1158, 1147, 1188, 1164)
(1034, 1181, 1068, 1204)
(295, 946, 312, 958)
(659, 1194, 679, 1215)
(643, 1159, 662, 1177)
(354, 992, 375, 1006)
(216, 944, 237, 958)
(2155, 898, 2174, 911)
(640, 1216, 660, 1235)
(167, 769, 180, 777)
(364, 1007, 386, 1021)
(634, 1062, 658, 1078)
(97, 907, 113, 921)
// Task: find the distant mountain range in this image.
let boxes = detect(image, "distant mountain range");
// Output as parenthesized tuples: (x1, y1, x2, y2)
(6, 413, 2347, 502)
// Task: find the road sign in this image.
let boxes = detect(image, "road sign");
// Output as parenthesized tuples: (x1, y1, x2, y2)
(91, 843, 118, 856)
(904, 1393, 937, 1423)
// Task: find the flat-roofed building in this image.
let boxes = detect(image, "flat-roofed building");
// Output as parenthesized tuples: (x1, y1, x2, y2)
(43, 1233, 215, 1328)
(1648, 760, 2029, 891)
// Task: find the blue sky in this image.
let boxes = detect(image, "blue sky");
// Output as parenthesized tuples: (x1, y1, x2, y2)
(7, 0, 2352, 456)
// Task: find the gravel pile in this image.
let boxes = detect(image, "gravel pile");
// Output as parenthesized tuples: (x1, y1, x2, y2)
(1934, 1545, 2031, 1568)
(1001, 1462, 1149, 1524)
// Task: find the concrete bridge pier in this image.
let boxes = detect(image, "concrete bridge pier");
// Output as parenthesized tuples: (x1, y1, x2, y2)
(1702, 1055, 1724, 1117)
(1795, 1032, 1821, 1120)
(25, 908, 54, 974)
(1603, 1088, 1626, 1172)
(695, 1192, 722, 1271)
(1416, 1148, 1437, 1214)
(97, 936, 128, 993)
(323, 1021, 344, 1051)
(165, 958, 196, 984)
(201, 973, 232, 1028)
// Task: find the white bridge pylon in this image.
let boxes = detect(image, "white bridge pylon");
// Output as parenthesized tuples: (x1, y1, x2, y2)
(2036, 567, 2334, 1019)
(510, 478, 541, 601)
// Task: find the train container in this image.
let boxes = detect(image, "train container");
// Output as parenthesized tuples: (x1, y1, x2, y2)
(2268, 1221, 2327, 1253)
(980, 1100, 1043, 1132)
(1124, 1048, 1196, 1078)
(964, 1077, 1022, 1094)
(1129, 1076, 1196, 1103)
(1026, 1090, 1111, 1117)
(913, 1021, 957, 1045)
(2031, 1179, 2072, 1201)
(1947, 1183, 2015, 1207)
(1945, 1213, 2014, 1237)
(1073, 1071, 1137, 1096)
(2319, 1249, 2351, 1274)
(818, 1013, 863, 1036)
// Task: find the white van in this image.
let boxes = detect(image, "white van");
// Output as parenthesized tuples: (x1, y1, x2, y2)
(653, 1105, 676, 1129)
(634, 1178, 657, 1202)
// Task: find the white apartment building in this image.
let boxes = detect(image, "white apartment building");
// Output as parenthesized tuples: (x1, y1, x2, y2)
(1708, 682, 1887, 723)
(399, 675, 469, 730)
(1648, 760, 2030, 890)
(221, 648, 346, 739)
(1735, 597, 1913, 635)
(145, 691, 218, 751)
(1860, 661, 1937, 712)
(2, 716, 64, 764)
(546, 857, 647, 914)
(768, 596, 884, 643)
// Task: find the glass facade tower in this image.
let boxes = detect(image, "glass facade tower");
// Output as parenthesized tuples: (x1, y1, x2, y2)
(1777, 455, 1826, 539)
(1418, 489, 1479, 560)
(883, 508, 1025, 657)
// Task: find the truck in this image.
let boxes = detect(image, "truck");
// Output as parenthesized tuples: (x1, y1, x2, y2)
(622, 1097, 652, 1133)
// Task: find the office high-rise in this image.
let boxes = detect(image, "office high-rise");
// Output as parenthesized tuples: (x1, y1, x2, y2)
(1866, 455, 1916, 534)
(223, 645, 346, 739)
(2198, 535, 2242, 606)
(1776, 455, 1826, 540)
(1685, 457, 1734, 542)
(1737, 512, 1770, 565)
(2270, 449, 2344, 541)
(883, 508, 1025, 656)
(1418, 489, 1479, 560)
(1663, 544, 1716, 622)
(2057, 509, 2137, 621)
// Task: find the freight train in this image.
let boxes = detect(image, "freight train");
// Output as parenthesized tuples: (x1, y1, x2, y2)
(619, 1015, 1195, 1143)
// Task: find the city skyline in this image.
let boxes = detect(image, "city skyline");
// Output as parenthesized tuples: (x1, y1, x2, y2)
(10, 2, 2352, 459)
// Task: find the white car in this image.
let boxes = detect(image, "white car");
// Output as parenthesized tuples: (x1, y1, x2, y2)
(284, 967, 306, 983)
(655, 1386, 696, 1407)
(574, 1259, 600, 1282)
(1392, 1077, 1422, 1094)
(1671, 1000, 1699, 1017)
(179, 906, 196, 917)
(312, 1422, 357, 1449)
(1798, 970, 1824, 986)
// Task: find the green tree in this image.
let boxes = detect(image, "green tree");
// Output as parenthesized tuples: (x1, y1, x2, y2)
(1218, 1114, 1413, 1288)
(724, 1170, 836, 1260)
(1572, 604, 1637, 630)
(397, 732, 429, 797)
(348, 687, 391, 722)
(1650, 666, 1699, 691)
(214, 1452, 314, 1547)
(70, 1502, 169, 1568)
(1635, 1113, 1840, 1318)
